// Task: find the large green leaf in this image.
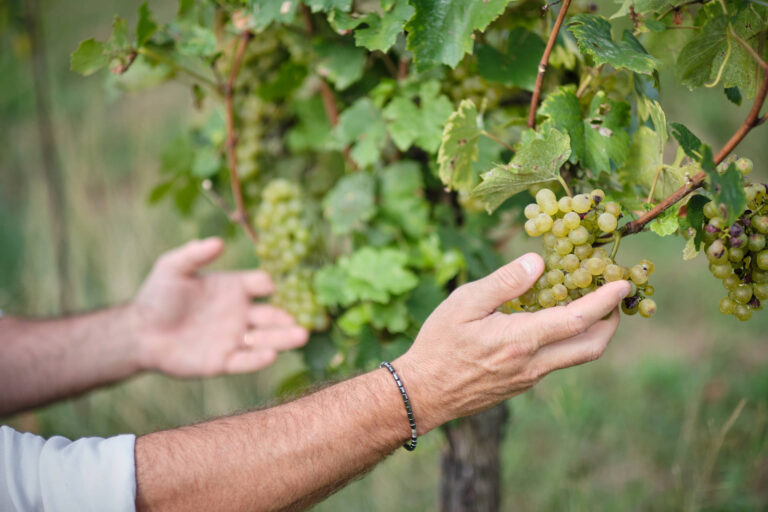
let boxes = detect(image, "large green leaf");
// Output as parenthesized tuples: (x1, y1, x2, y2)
(405, 0, 513, 69)
(538, 86, 585, 163)
(315, 42, 366, 90)
(476, 27, 545, 91)
(582, 92, 631, 173)
(677, 14, 728, 89)
(136, 2, 158, 46)
(251, 0, 299, 31)
(471, 128, 571, 213)
(322, 172, 377, 235)
(701, 146, 746, 224)
(568, 14, 659, 74)
(379, 161, 430, 238)
(437, 99, 482, 191)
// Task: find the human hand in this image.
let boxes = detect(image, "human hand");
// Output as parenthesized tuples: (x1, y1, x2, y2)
(130, 238, 309, 377)
(394, 253, 630, 433)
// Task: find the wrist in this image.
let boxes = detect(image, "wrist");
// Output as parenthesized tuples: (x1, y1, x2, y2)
(125, 301, 158, 373)
(390, 354, 449, 434)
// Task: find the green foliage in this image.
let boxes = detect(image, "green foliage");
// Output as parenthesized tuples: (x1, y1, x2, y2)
(476, 27, 545, 91)
(437, 99, 482, 191)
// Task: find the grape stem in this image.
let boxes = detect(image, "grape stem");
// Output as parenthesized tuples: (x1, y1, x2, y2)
(557, 175, 573, 197)
(528, 0, 572, 129)
(609, 231, 622, 260)
(622, 70, 768, 236)
(480, 130, 515, 152)
(224, 30, 259, 245)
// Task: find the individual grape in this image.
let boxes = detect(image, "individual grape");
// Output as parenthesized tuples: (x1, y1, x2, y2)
(558, 196, 573, 213)
(592, 247, 609, 259)
(572, 268, 592, 288)
(748, 234, 766, 252)
(710, 263, 732, 279)
(753, 283, 768, 300)
(573, 244, 593, 260)
(734, 304, 753, 321)
(552, 219, 569, 238)
(638, 298, 657, 318)
(525, 219, 541, 237)
(752, 216, 768, 234)
(709, 217, 727, 230)
(732, 284, 753, 304)
(643, 285, 655, 296)
(568, 226, 590, 245)
(728, 247, 746, 262)
(572, 194, 592, 213)
(536, 189, 559, 216)
(520, 289, 538, 306)
(524, 203, 541, 219)
(542, 232, 557, 250)
(552, 283, 569, 301)
(535, 213, 554, 233)
(547, 253, 562, 269)
(563, 211, 581, 230)
(585, 257, 607, 276)
(735, 157, 753, 175)
(719, 297, 736, 314)
(703, 201, 720, 219)
(723, 274, 741, 290)
(621, 295, 640, 315)
(758, 250, 768, 270)
(538, 288, 556, 308)
(706, 239, 727, 263)
(561, 254, 580, 272)
(555, 238, 574, 256)
(546, 269, 565, 286)
(639, 259, 655, 275)
(603, 202, 621, 217)
(754, 270, 768, 283)
(563, 273, 577, 290)
(630, 265, 648, 285)
(604, 264, 624, 282)
(591, 189, 605, 204)
(597, 212, 618, 233)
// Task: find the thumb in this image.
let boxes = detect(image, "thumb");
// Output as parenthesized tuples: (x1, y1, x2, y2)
(451, 253, 544, 321)
(157, 237, 225, 276)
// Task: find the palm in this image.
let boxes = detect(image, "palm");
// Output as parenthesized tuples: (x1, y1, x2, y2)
(132, 239, 309, 377)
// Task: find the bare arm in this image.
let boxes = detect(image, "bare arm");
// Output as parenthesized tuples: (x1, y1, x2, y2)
(135, 253, 631, 512)
(0, 238, 308, 416)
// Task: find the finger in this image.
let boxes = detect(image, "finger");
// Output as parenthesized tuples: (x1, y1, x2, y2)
(224, 348, 278, 374)
(518, 280, 630, 349)
(447, 253, 544, 321)
(243, 326, 309, 351)
(240, 270, 274, 297)
(157, 238, 224, 276)
(248, 304, 297, 328)
(530, 308, 620, 374)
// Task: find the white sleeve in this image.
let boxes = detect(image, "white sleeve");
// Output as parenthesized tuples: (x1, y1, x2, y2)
(0, 425, 136, 512)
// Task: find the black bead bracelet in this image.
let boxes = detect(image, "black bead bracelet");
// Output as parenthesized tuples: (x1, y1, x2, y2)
(379, 361, 418, 451)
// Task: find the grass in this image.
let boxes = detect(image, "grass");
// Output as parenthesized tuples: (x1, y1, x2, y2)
(2, 1, 768, 510)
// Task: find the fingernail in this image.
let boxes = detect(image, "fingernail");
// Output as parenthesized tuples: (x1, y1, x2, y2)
(519, 253, 538, 277)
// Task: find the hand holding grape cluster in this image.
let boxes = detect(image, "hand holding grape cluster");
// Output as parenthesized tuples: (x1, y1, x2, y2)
(704, 161, 768, 322)
(509, 188, 656, 318)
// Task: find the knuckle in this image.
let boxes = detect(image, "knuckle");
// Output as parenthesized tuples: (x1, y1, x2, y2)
(565, 310, 588, 337)
(494, 264, 528, 292)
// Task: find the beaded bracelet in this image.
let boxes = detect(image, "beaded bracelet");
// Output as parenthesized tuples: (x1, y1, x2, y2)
(379, 361, 418, 451)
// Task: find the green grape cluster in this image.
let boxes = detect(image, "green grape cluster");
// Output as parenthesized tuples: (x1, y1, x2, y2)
(256, 179, 328, 331)
(703, 178, 768, 322)
(508, 189, 657, 318)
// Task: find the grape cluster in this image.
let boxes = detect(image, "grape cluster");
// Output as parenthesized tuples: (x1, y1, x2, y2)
(703, 177, 768, 322)
(256, 179, 328, 330)
(509, 189, 657, 318)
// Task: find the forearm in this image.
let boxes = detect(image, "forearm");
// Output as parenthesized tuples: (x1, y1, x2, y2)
(135, 363, 438, 512)
(0, 307, 141, 416)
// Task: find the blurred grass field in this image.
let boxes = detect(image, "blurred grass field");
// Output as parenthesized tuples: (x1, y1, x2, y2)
(2, 1, 768, 510)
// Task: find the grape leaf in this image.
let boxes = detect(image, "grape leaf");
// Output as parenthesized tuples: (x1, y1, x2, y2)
(471, 128, 572, 213)
(305, 0, 353, 12)
(137, 2, 158, 46)
(568, 15, 659, 74)
(437, 99, 482, 192)
(287, 97, 334, 152)
(379, 161, 430, 238)
(649, 206, 679, 236)
(334, 98, 388, 168)
(370, 301, 410, 333)
(700, 145, 746, 224)
(314, 265, 357, 306)
(322, 172, 377, 235)
(347, 248, 418, 298)
(611, 0, 672, 18)
(583, 92, 631, 173)
(354, 0, 415, 52)
(670, 122, 702, 160)
(538, 86, 585, 163)
(338, 304, 372, 335)
(476, 27, 545, 91)
(619, 126, 676, 200)
(405, 0, 513, 69)
(406, 279, 446, 325)
(71, 39, 109, 76)
(383, 81, 452, 153)
(677, 14, 726, 89)
(315, 42, 366, 90)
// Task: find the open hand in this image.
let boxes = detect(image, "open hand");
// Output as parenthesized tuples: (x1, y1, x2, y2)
(130, 238, 308, 377)
(395, 253, 630, 433)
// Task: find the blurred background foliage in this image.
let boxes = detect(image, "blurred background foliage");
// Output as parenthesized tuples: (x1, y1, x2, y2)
(2, 0, 768, 510)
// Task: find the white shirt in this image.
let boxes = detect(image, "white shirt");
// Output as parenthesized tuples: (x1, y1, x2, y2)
(0, 426, 136, 512)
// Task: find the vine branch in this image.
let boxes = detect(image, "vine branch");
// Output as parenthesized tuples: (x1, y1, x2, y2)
(224, 30, 258, 245)
(528, 0, 572, 129)
(622, 71, 768, 235)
